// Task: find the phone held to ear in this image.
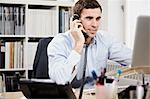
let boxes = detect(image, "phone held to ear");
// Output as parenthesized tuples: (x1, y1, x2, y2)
(72, 14, 89, 39)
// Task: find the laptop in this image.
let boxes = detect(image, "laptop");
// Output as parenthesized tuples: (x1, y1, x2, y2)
(118, 16, 150, 98)
(127, 15, 150, 74)
(132, 15, 150, 68)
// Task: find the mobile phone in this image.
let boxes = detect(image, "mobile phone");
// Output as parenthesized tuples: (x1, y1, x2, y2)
(72, 14, 89, 39)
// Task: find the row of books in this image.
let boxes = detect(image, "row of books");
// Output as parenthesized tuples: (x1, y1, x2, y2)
(59, 7, 72, 33)
(0, 72, 22, 92)
(0, 41, 24, 69)
(0, 41, 39, 70)
(0, 5, 25, 35)
(0, 5, 72, 36)
(27, 6, 57, 36)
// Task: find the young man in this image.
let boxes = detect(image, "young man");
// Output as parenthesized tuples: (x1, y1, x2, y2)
(47, 0, 132, 87)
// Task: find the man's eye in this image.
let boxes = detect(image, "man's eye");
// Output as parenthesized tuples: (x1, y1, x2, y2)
(86, 17, 93, 20)
(96, 17, 101, 21)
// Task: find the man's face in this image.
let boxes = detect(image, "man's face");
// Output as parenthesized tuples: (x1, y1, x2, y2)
(80, 8, 102, 38)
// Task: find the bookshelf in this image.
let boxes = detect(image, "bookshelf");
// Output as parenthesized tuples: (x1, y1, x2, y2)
(0, 0, 74, 81)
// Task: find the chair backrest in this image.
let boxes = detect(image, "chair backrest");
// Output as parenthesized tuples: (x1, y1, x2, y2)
(31, 37, 53, 79)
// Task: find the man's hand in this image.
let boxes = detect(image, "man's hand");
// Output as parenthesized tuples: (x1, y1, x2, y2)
(70, 19, 86, 54)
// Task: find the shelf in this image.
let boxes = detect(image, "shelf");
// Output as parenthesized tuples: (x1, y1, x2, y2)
(28, 36, 53, 42)
(0, 0, 26, 5)
(0, 35, 26, 38)
(0, 0, 73, 80)
(0, 0, 74, 6)
(0, 68, 26, 72)
(27, 35, 55, 38)
(57, 1, 74, 7)
(27, 1, 58, 6)
(0, 35, 25, 42)
(27, 1, 74, 6)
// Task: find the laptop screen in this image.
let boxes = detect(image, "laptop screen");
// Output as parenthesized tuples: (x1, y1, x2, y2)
(132, 15, 150, 67)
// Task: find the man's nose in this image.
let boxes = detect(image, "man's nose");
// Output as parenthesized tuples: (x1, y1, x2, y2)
(91, 20, 98, 27)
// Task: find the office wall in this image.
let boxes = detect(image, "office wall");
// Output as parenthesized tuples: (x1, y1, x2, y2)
(124, 0, 150, 49)
(99, 0, 150, 48)
(99, 0, 124, 42)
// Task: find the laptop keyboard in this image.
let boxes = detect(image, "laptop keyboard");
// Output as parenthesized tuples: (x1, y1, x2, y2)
(106, 61, 150, 83)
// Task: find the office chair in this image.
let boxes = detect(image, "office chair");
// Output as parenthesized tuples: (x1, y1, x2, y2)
(31, 37, 53, 79)
(19, 37, 76, 99)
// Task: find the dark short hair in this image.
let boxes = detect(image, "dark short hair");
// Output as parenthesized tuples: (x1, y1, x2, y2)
(73, 0, 102, 17)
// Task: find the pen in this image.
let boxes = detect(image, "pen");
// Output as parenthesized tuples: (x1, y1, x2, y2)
(121, 63, 126, 67)
(91, 70, 98, 80)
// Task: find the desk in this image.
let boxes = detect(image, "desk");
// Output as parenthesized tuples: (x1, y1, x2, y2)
(0, 91, 27, 99)
(0, 91, 95, 99)
(74, 88, 96, 99)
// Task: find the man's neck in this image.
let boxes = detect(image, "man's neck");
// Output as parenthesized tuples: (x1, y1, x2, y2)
(85, 37, 93, 45)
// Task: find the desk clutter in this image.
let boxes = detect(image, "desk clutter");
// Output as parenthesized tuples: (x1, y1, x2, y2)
(106, 64, 150, 99)
(74, 78, 150, 99)
(74, 66, 150, 99)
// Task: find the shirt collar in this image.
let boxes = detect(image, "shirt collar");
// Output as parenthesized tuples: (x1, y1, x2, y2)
(91, 36, 97, 45)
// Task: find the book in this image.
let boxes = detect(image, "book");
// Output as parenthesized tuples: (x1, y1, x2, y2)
(5, 75, 19, 92)
(14, 6, 20, 35)
(20, 7, 25, 35)
(0, 40, 2, 68)
(59, 7, 71, 33)
(59, 8, 65, 33)
(9, 6, 15, 35)
(0, 5, 3, 34)
(0, 40, 5, 69)
(4, 6, 8, 35)
(4, 42, 23, 69)
(0, 75, 2, 92)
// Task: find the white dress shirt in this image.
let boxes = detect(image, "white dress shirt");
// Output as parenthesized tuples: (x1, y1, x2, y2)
(47, 30, 132, 85)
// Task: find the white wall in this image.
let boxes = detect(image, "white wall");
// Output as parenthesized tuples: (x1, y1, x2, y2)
(107, 0, 124, 42)
(99, 0, 150, 48)
(98, 0, 108, 31)
(99, 0, 124, 42)
(124, 0, 150, 49)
